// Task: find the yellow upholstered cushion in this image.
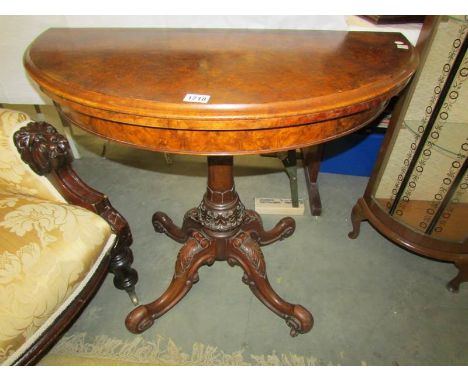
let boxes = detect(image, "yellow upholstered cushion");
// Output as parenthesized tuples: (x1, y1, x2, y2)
(0, 108, 65, 203)
(0, 192, 113, 364)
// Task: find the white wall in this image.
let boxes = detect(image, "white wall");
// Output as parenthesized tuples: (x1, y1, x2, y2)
(0, 15, 421, 104)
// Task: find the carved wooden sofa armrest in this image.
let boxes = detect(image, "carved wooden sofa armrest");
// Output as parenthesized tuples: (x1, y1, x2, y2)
(0, 112, 138, 365)
(14, 121, 139, 303)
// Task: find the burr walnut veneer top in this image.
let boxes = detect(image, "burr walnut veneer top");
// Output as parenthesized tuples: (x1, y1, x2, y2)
(24, 28, 418, 154)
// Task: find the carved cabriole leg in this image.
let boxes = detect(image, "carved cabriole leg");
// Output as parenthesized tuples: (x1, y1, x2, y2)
(447, 258, 468, 293)
(126, 232, 216, 333)
(348, 198, 367, 239)
(227, 231, 313, 336)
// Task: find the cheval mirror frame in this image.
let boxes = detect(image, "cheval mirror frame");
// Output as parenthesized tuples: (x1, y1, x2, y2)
(349, 16, 468, 292)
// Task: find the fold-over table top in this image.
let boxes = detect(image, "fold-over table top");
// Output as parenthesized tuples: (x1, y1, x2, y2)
(25, 28, 418, 131)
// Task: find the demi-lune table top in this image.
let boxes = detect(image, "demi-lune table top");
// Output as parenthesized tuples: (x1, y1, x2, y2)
(24, 28, 418, 154)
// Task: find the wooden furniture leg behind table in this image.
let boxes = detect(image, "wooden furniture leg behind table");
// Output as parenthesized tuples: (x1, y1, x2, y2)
(302, 146, 323, 216)
(126, 156, 314, 337)
(262, 145, 323, 216)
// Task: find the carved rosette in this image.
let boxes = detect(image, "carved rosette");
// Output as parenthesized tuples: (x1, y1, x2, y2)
(13, 121, 72, 175)
(197, 198, 246, 232)
(175, 231, 211, 278)
(231, 231, 266, 278)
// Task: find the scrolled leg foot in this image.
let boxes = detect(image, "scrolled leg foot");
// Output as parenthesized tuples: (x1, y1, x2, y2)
(286, 305, 314, 337)
(152, 211, 188, 243)
(348, 199, 366, 239)
(125, 305, 155, 333)
(152, 209, 202, 243)
(242, 210, 295, 246)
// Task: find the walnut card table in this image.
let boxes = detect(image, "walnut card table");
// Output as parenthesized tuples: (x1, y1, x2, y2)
(24, 28, 417, 336)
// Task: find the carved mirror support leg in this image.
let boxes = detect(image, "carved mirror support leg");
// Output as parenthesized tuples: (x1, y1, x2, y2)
(447, 258, 468, 293)
(227, 231, 313, 337)
(125, 232, 216, 333)
(242, 210, 295, 246)
(348, 198, 367, 239)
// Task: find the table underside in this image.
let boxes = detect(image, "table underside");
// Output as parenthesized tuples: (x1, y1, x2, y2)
(56, 100, 387, 155)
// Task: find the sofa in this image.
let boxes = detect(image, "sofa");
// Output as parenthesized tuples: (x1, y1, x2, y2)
(0, 108, 138, 365)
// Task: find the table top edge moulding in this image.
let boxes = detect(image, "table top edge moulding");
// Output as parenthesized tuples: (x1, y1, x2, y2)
(24, 28, 418, 155)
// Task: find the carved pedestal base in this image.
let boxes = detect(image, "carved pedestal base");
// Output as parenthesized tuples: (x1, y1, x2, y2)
(126, 156, 313, 337)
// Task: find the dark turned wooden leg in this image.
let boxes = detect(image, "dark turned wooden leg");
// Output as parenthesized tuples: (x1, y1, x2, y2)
(126, 232, 216, 333)
(302, 145, 323, 216)
(109, 242, 139, 305)
(127, 156, 312, 336)
(227, 231, 313, 336)
(447, 258, 468, 293)
(348, 198, 367, 239)
(101, 208, 139, 305)
(242, 210, 295, 246)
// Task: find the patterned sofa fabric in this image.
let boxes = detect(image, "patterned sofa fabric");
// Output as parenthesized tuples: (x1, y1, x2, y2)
(0, 109, 114, 364)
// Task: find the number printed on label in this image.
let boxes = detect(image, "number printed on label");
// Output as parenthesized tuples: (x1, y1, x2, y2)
(183, 94, 211, 103)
